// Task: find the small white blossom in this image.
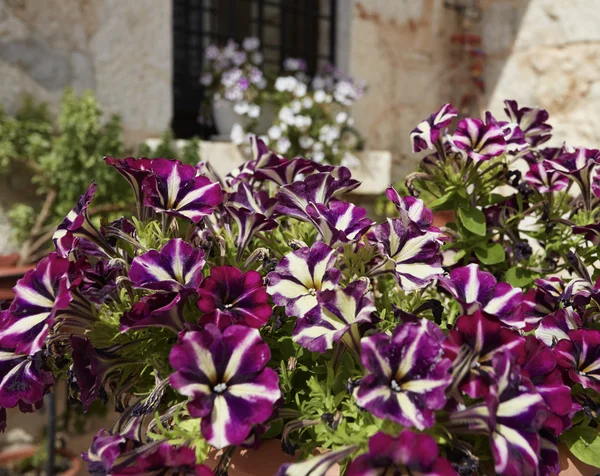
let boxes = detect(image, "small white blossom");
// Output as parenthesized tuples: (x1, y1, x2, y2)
(278, 107, 296, 125)
(205, 44, 220, 60)
(243, 37, 260, 51)
(294, 83, 307, 98)
(302, 97, 313, 109)
(268, 125, 282, 140)
(313, 141, 324, 152)
(277, 137, 291, 154)
(294, 115, 312, 130)
(200, 73, 213, 86)
(234, 101, 250, 115)
(291, 100, 302, 114)
(313, 150, 325, 162)
(336, 112, 349, 124)
(299, 136, 315, 149)
(247, 104, 261, 118)
(230, 123, 246, 145)
(314, 90, 327, 103)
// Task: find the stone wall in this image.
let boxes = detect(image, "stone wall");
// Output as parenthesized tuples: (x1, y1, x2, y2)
(0, 0, 172, 143)
(482, 0, 600, 149)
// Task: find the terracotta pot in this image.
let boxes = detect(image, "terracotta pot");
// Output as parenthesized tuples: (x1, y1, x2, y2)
(0, 254, 34, 302)
(205, 439, 340, 476)
(0, 445, 82, 476)
(558, 444, 598, 476)
(432, 210, 455, 228)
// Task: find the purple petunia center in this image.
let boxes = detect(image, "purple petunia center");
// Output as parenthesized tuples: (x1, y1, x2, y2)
(390, 380, 401, 392)
(213, 382, 227, 394)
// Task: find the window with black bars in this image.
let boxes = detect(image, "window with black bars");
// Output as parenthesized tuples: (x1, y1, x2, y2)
(172, 0, 338, 138)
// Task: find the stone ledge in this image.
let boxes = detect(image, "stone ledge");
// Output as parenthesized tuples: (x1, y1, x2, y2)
(144, 138, 391, 196)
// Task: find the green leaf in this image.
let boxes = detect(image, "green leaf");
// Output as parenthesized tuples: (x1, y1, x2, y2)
(561, 426, 600, 469)
(475, 243, 505, 265)
(428, 192, 455, 211)
(453, 249, 467, 264)
(458, 207, 486, 236)
(504, 267, 536, 287)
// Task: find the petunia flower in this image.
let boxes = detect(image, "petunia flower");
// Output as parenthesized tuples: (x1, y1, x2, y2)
(534, 308, 581, 347)
(346, 430, 457, 476)
(82, 429, 127, 474)
(444, 311, 526, 398)
(293, 279, 376, 353)
(275, 171, 359, 221)
(306, 201, 373, 245)
(0, 253, 71, 354)
(142, 159, 222, 223)
(371, 219, 443, 291)
(69, 336, 134, 411)
(504, 100, 552, 147)
(52, 183, 110, 257)
(197, 266, 272, 330)
(554, 329, 600, 392)
(410, 103, 458, 153)
(523, 336, 572, 436)
(484, 111, 527, 153)
(267, 242, 340, 317)
(112, 442, 213, 476)
(451, 118, 506, 162)
(448, 352, 547, 476)
(105, 156, 154, 217)
(438, 264, 525, 329)
(254, 156, 315, 186)
(169, 325, 281, 449)
(129, 239, 205, 292)
(545, 147, 600, 209)
(0, 350, 54, 414)
(524, 162, 568, 193)
(120, 292, 186, 333)
(276, 445, 358, 476)
(353, 319, 451, 430)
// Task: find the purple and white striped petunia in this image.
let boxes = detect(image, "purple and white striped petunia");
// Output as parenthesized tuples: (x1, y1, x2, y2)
(451, 118, 507, 162)
(129, 239, 205, 292)
(353, 319, 451, 430)
(504, 100, 552, 147)
(0, 350, 54, 412)
(371, 219, 443, 291)
(120, 292, 186, 333)
(554, 329, 600, 392)
(254, 156, 315, 186)
(105, 156, 154, 209)
(276, 445, 358, 476)
(306, 201, 373, 245)
(0, 253, 71, 354)
(410, 103, 458, 153)
(448, 352, 547, 476)
(197, 266, 272, 330)
(386, 187, 433, 229)
(438, 264, 525, 329)
(267, 242, 340, 318)
(523, 336, 572, 437)
(293, 279, 375, 353)
(484, 111, 527, 153)
(52, 183, 108, 257)
(545, 147, 600, 209)
(82, 429, 127, 474)
(346, 431, 457, 476)
(169, 325, 280, 449)
(534, 308, 581, 347)
(142, 159, 222, 223)
(444, 311, 526, 398)
(524, 162, 568, 193)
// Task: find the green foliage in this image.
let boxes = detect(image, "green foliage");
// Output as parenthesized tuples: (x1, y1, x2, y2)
(0, 90, 128, 260)
(561, 425, 600, 468)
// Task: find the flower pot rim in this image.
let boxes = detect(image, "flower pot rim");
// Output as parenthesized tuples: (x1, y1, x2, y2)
(0, 445, 82, 476)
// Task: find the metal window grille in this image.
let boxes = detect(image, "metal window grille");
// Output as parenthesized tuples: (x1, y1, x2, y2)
(172, 0, 338, 138)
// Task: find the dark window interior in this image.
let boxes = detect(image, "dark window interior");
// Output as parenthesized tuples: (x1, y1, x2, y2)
(172, 0, 337, 139)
